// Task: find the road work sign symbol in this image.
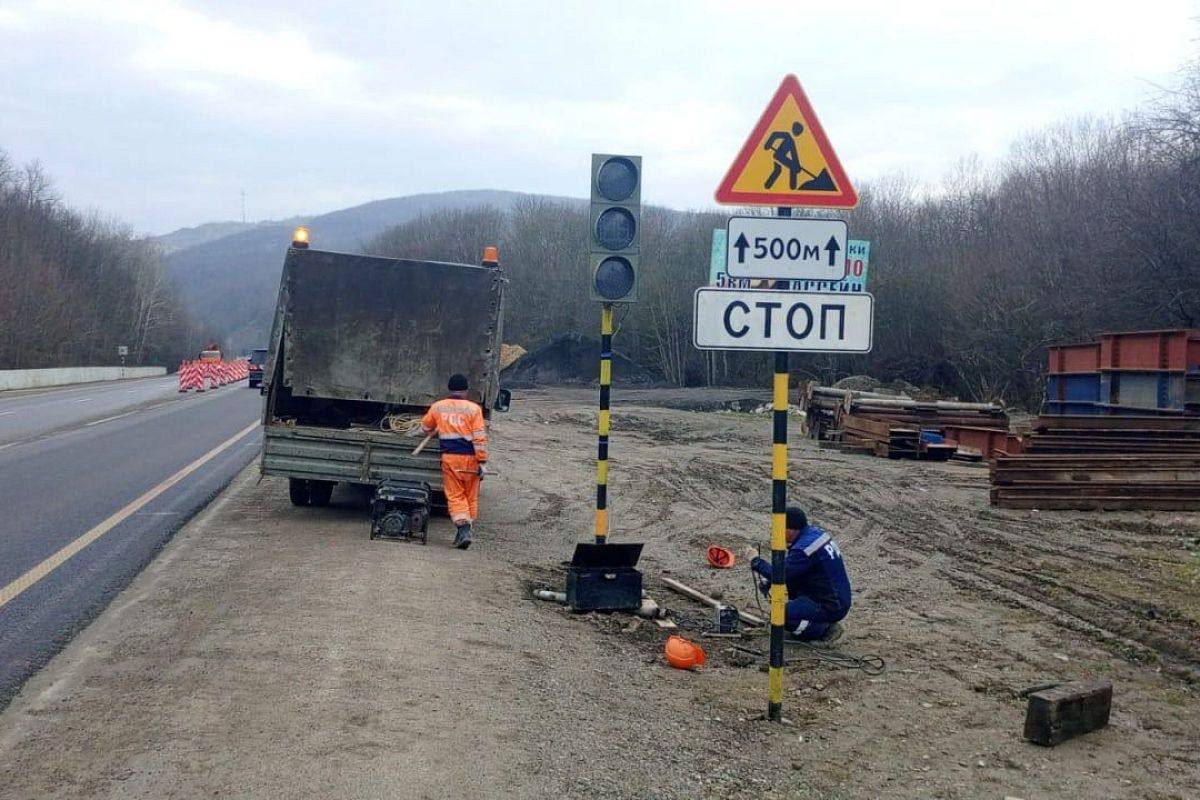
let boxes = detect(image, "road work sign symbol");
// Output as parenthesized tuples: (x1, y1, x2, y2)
(715, 75, 858, 208)
(692, 288, 873, 353)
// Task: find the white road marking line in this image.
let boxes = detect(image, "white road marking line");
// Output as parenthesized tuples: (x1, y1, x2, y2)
(0, 411, 15, 416)
(0, 420, 260, 610)
(73, 397, 94, 403)
(0, 442, 18, 451)
(85, 410, 139, 426)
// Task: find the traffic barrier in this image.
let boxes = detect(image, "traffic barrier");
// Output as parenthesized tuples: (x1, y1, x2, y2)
(0, 366, 166, 392)
(177, 361, 203, 392)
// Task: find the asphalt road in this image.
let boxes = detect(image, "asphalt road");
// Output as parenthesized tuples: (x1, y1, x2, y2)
(0, 378, 263, 707)
(0, 374, 184, 446)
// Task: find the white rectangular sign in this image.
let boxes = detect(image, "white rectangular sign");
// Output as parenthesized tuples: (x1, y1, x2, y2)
(725, 216, 848, 281)
(693, 288, 873, 353)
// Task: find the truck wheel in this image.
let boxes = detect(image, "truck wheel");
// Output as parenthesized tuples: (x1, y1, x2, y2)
(289, 478, 311, 506)
(308, 480, 334, 507)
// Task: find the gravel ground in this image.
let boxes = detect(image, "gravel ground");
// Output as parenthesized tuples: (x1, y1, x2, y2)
(1, 387, 1197, 799)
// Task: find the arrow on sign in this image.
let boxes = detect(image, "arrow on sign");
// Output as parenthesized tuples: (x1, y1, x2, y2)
(824, 235, 841, 267)
(733, 233, 749, 264)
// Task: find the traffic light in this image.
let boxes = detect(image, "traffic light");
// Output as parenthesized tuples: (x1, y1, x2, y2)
(590, 154, 641, 303)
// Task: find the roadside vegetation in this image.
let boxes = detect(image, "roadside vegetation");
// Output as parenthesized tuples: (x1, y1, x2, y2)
(369, 62, 1200, 408)
(0, 150, 199, 370)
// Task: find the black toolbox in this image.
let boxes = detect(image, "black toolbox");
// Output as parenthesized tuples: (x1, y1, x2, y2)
(565, 543, 644, 612)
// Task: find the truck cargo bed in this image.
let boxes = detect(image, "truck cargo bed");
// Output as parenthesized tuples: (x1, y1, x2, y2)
(262, 424, 445, 490)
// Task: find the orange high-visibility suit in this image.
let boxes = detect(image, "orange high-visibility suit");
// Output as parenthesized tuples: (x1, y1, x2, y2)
(420, 396, 489, 525)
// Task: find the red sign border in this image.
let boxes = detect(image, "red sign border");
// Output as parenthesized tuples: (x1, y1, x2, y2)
(715, 75, 858, 208)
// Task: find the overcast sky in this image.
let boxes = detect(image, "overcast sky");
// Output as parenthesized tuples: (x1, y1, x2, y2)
(1, 0, 1196, 234)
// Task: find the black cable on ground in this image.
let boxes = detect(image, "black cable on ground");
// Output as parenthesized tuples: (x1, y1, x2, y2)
(730, 643, 885, 676)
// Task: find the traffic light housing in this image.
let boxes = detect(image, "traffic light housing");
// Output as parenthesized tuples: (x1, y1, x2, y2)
(589, 154, 641, 303)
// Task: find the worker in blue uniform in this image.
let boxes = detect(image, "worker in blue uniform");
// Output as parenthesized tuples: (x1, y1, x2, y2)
(751, 506, 852, 642)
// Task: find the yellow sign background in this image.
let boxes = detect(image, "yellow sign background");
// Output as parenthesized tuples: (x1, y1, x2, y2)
(729, 95, 841, 196)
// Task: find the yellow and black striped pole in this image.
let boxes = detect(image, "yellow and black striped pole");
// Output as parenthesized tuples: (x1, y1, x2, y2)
(595, 303, 614, 544)
(767, 349, 789, 721)
(768, 205, 792, 722)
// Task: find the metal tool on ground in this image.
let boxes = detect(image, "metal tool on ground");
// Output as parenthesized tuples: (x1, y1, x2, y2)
(534, 586, 671, 624)
(715, 603, 740, 633)
(565, 543, 644, 612)
(660, 576, 765, 627)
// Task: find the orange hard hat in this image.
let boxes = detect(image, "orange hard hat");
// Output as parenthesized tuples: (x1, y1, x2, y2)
(706, 545, 736, 569)
(665, 635, 706, 670)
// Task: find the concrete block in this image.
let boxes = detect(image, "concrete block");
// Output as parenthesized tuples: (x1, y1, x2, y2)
(0, 367, 166, 392)
(1023, 681, 1112, 746)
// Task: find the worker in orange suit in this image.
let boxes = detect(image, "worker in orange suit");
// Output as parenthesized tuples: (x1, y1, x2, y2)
(420, 373, 488, 549)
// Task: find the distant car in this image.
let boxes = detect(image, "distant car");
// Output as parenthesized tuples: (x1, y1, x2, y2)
(248, 348, 268, 390)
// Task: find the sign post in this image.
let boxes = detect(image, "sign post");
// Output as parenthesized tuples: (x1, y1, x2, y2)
(595, 303, 613, 543)
(767, 207, 791, 723)
(706, 75, 865, 723)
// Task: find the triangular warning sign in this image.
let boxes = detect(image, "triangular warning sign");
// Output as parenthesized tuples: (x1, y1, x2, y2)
(715, 75, 857, 208)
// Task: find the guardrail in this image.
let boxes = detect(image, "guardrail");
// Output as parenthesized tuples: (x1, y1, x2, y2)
(0, 367, 167, 392)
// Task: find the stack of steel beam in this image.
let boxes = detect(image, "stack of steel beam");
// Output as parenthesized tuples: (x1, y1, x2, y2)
(999, 330, 1200, 509)
(802, 385, 1009, 460)
(991, 453, 1200, 510)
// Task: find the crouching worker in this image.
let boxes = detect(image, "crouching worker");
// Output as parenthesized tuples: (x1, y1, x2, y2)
(751, 506, 851, 642)
(420, 374, 488, 550)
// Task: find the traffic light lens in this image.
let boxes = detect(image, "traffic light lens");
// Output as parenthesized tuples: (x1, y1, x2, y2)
(594, 257, 635, 300)
(596, 157, 639, 202)
(595, 207, 636, 251)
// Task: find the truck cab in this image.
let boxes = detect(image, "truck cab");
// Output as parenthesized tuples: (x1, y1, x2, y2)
(248, 348, 268, 390)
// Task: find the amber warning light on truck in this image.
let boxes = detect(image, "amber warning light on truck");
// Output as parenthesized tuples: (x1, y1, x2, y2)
(292, 226, 310, 249)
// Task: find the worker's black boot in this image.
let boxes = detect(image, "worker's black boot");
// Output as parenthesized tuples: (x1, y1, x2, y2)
(453, 523, 473, 550)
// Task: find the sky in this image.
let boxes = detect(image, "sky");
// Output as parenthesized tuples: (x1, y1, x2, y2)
(0, 0, 1196, 235)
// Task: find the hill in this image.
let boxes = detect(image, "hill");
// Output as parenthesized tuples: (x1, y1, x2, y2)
(160, 189, 563, 351)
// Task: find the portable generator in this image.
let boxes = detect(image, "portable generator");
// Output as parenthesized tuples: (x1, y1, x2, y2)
(370, 480, 431, 543)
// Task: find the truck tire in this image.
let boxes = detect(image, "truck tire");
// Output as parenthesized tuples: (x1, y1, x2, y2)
(308, 480, 334, 507)
(289, 478, 311, 506)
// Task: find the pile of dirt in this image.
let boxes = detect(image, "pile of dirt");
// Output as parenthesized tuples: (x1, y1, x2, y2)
(499, 343, 527, 371)
(500, 333, 657, 387)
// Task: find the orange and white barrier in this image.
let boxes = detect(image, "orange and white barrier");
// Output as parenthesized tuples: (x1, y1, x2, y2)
(177, 361, 203, 392)
(178, 358, 252, 393)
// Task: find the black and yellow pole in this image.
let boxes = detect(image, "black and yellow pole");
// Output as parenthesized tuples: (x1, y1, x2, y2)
(767, 206, 792, 722)
(767, 349, 789, 720)
(595, 303, 614, 544)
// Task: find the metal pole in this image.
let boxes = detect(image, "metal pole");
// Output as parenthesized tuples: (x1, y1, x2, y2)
(595, 303, 614, 544)
(768, 206, 792, 722)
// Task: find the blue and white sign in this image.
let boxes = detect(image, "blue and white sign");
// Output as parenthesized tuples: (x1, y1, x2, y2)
(710, 230, 869, 292)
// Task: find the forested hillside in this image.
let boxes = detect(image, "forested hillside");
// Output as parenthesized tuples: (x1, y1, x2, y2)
(0, 151, 198, 370)
(368, 65, 1200, 407)
(161, 189, 563, 352)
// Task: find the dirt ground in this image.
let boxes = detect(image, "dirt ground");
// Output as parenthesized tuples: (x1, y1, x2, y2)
(1, 386, 1198, 799)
